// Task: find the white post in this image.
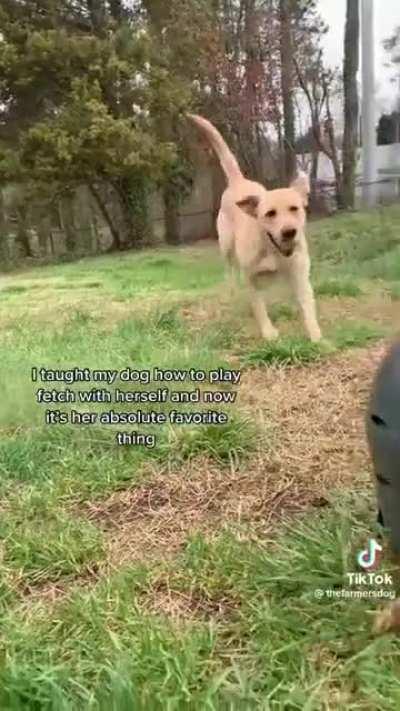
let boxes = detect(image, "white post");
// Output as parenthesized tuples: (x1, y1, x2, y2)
(361, 0, 377, 206)
(397, 75, 400, 144)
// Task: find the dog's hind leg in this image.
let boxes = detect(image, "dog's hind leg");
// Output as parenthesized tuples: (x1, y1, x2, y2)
(217, 210, 238, 294)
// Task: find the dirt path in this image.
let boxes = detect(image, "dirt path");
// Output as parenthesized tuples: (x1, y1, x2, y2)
(82, 342, 388, 570)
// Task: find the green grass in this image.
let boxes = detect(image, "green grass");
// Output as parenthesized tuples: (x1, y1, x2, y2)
(388, 282, 400, 301)
(0, 204, 399, 708)
(163, 414, 260, 466)
(0, 493, 399, 709)
(269, 302, 297, 321)
(243, 322, 384, 367)
(315, 278, 363, 298)
(1, 284, 31, 294)
(243, 336, 334, 367)
(3, 247, 224, 301)
(2, 511, 104, 584)
(333, 321, 385, 351)
(0, 483, 105, 584)
(309, 206, 400, 274)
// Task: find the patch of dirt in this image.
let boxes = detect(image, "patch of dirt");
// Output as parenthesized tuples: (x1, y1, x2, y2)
(239, 340, 389, 490)
(84, 341, 389, 572)
(85, 464, 318, 568)
(319, 294, 400, 333)
(143, 575, 241, 622)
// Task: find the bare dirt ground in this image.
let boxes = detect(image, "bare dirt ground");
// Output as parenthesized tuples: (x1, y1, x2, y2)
(82, 342, 388, 573)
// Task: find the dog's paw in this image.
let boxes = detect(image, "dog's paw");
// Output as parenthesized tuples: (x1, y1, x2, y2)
(308, 329, 322, 343)
(262, 327, 279, 340)
(315, 337, 335, 354)
(374, 599, 400, 635)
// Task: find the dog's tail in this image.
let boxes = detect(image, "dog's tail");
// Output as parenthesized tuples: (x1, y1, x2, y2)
(187, 114, 243, 185)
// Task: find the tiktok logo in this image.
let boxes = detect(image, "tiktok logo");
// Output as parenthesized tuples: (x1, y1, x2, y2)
(357, 539, 383, 569)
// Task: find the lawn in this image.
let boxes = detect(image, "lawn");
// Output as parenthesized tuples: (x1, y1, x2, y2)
(1, 205, 400, 709)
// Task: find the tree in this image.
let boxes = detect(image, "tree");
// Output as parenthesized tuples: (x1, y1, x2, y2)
(341, 0, 360, 209)
(294, 0, 361, 210)
(193, 0, 283, 184)
(137, 0, 220, 244)
(293, 4, 344, 207)
(295, 53, 344, 207)
(293, 41, 326, 203)
(279, 0, 296, 181)
(0, 0, 362, 264)
(0, 1, 191, 251)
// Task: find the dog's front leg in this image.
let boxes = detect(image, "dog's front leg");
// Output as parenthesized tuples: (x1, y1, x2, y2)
(247, 274, 278, 340)
(226, 258, 240, 298)
(289, 267, 322, 342)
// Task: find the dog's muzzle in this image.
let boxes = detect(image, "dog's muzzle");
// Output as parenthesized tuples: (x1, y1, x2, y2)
(267, 232, 296, 257)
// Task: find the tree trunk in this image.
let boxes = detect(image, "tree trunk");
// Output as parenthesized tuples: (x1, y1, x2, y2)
(61, 192, 78, 253)
(309, 149, 319, 210)
(0, 190, 9, 265)
(275, 117, 285, 183)
(279, 0, 297, 182)
(162, 184, 181, 245)
(16, 206, 33, 258)
(142, 0, 181, 244)
(342, 0, 360, 209)
(243, 0, 262, 180)
(112, 177, 152, 248)
(326, 115, 344, 208)
(88, 183, 122, 251)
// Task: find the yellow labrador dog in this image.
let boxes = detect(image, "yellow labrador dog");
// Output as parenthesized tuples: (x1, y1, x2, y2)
(188, 114, 322, 342)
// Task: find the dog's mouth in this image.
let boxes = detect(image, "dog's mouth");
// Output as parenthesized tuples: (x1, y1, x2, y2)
(267, 233, 295, 257)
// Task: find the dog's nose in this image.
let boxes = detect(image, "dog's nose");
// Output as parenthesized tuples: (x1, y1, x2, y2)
(282, 228, 297, 241)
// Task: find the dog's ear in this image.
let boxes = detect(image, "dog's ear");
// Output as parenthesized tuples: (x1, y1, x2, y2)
(291, 172, 310, 206)
(236, 195, 259, 217)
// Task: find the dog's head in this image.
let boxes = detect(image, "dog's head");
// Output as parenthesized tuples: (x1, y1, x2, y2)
(236, 173, 310, 257)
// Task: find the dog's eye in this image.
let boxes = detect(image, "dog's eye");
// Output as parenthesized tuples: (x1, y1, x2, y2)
(265, 209, 277, 218)
(289, 206, 299, 212)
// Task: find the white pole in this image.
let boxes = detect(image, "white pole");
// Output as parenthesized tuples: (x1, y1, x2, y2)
(361, 0, 377, 206)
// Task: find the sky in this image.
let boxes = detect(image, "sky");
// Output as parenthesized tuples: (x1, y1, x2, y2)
(319, 0, 400, 113)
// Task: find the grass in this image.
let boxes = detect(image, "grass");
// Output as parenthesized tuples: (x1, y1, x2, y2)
(163, 414, 260, 466)
(2, 511, 103, 584)
(269, 303, 297, 321)
(333, 322, 385, 351)
(0, 494, 399, 709)
(242, 320, 383, 367)
(0, 204, 400, 708)
(315, 278, 363, 298)
(388, 282, 400, 301)
(243, 335, 334, 367)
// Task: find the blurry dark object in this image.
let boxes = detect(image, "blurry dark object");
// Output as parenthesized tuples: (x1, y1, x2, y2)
(367, 341, 400, 554)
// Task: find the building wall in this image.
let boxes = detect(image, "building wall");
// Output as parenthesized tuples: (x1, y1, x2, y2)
(0, 159, 216, 264)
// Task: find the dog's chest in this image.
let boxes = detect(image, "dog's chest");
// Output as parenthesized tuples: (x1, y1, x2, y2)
(253, 241, 278, 276)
